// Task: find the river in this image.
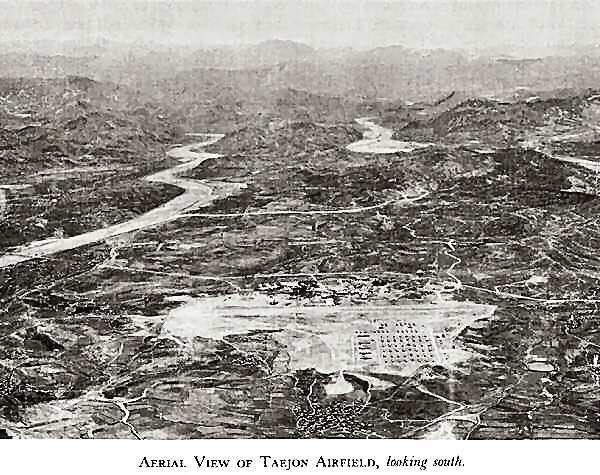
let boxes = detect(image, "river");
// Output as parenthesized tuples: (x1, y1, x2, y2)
(0, 119, 430, 269)
(346, 117, 433, 154)
(0, 135, 245, 268)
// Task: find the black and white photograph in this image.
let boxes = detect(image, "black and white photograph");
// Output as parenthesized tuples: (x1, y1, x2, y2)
(1, 0, 599, 454)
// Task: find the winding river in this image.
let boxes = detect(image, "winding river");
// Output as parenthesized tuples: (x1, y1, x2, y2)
(0, 135, 244, 268)
(0, 119, 429, 269)
(346, 117, 434, 154)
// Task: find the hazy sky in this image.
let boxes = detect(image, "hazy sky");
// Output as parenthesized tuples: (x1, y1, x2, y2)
(1, 0, 599, 53)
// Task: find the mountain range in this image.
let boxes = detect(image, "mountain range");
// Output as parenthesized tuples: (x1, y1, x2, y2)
(2, 39, 600, 102)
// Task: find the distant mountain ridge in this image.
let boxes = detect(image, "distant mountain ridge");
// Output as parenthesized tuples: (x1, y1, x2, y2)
(2, 39, 600, 102)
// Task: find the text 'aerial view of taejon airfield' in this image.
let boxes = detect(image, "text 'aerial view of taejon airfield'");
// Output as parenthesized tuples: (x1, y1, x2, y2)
(1, 0, 600, 440)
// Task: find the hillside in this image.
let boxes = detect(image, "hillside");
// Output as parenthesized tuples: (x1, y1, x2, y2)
(0, 77, 185, 250)
(1, 73, 600, 440)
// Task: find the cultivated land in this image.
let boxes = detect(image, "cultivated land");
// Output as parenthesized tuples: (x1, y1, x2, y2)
(1, 43, 600, 439)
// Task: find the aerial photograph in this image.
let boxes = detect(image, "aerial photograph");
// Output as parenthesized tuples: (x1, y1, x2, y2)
(1, 0, 600, 440)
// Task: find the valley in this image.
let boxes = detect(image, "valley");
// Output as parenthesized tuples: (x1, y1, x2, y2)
(0, 40, 600, 440)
